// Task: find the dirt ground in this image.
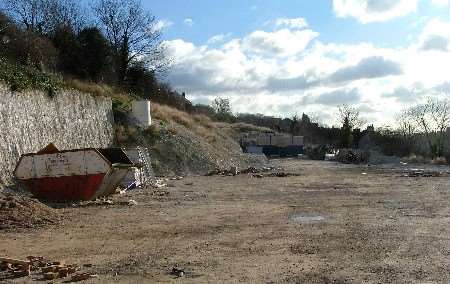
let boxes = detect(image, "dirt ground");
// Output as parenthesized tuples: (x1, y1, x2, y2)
(1, 159, 450, 283)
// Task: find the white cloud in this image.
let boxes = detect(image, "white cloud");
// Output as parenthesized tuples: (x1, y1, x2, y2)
(243, 29, 319, 57)
(184, 18, 194, 27)
(274, 18, 308, 29)
(431, 0, 449, 7)
(418, 18, 450, 51)
(152, 19, 173, 32)
(207, 33, 232, 44)
(332, 0, 419, 23)
(163, 17, 450, 126)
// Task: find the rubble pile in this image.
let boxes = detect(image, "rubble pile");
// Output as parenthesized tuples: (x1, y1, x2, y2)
(206, 166, 299, 178)
(0, 193, 60, 230)
(336, 149, 370, 164)
(0, 256, 97, 282)
(401, 170, 448, 177)
(206, 166, 277, 176)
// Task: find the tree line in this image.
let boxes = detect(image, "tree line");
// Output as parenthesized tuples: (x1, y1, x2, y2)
(214, 96, 449, 160)
(0, 0, 174, 100)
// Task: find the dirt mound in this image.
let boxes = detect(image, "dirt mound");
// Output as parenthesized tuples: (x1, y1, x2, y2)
(149, 121, 268, 176)
(0, 193, 60, 230)
(117, 103, 269, 177)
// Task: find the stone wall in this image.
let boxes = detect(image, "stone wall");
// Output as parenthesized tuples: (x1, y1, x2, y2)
(0, 85, 115, 189)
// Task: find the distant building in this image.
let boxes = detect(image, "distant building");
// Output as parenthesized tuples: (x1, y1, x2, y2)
(240, 133, 304, 157)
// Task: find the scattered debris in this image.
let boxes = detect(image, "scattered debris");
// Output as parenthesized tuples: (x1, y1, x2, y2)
(72, 198, 140, 207)
(267, 172, 300, 178)
(206, 166, 282, 177)
(0, 255, 89, 282)
(401, 170, 445, 177)
(325, 153, 336, 161)
(72, 199, 115, 207)
(252, 174, 264, 178)
(170, 266, 185, 278)
(170, 176, 184, 181)
(153, 178, 168, 188)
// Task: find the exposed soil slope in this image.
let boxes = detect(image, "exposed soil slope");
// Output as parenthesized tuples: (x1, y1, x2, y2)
(117, 103, 270, 176)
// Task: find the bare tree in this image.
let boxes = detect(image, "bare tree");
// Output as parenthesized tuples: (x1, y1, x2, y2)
(93, 0, 166, 83)
(211, 97, 232, 115)
(3, 0, 85, 34)
(398, 111, 416, 136)
(338, 104, 365, 129)
(44, 0, 86, 33)
(3, 0, 48, 33)
(429, 98, 450, 155)
(405, 97, 450, 157)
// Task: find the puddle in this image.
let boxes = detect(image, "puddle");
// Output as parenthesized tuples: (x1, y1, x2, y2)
(290, 214, 325, 223)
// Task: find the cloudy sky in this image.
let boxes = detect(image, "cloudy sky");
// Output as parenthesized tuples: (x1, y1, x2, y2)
(145, 0, 450, 126)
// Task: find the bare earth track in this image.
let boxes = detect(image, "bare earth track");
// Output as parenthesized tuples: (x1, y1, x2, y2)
(1, 159, 450, 283)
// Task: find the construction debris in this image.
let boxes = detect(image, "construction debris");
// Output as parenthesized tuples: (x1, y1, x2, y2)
(72, 198, 139, 207)
(0, 255, 90, 282)
(401, 170, 447, 177)
(121, 147, 157, 190)
(266, 172, 301, 178)
(206, 166, 299, 179)
(206, 166, 280, 177)
(170, 266, 185, 278)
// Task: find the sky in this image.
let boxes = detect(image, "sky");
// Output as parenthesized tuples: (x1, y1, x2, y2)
(143, 0, 450, 127)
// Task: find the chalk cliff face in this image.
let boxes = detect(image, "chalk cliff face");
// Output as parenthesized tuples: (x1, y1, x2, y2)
(0, 85, 115, 189)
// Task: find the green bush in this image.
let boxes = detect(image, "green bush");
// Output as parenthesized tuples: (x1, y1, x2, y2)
(0, 58, 59, 97)
(142, 124, 161, 145)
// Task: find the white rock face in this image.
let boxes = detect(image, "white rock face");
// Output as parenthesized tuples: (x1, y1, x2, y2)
(0, 85, 115, 189)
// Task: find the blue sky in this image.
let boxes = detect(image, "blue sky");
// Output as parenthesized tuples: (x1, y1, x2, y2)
(147, 0, 449, 47)
(143, 0, 450, 126)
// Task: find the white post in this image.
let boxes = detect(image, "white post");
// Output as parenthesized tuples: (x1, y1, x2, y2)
(132, 100, 152, 127)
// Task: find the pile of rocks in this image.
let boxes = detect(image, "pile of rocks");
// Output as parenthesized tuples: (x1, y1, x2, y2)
(0, 256, 97, 282)
(336, 149, 370, 164)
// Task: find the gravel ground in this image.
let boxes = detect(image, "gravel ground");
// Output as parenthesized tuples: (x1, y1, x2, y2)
(1, 159, 450, 283)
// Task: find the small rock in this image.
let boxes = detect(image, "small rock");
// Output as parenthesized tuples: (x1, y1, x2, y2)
(127, 200, 138, 206)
